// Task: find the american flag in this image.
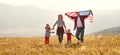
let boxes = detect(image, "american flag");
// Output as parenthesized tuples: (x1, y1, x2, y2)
(65, 10, 94, 23)
(65, 12, 78, 17)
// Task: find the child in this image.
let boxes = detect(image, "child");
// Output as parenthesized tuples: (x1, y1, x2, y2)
(66, 29, 74, 45)
(45, 24, 54, 44)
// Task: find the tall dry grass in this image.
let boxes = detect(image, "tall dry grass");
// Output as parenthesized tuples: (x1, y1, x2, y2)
(0, 35, 120, 55)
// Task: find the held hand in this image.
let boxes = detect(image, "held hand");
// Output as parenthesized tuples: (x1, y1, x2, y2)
(52, 32, 55, 33)
(52, 27, 54, 30)
(65, 13, 67, 15)
(50, 32, 55, 33)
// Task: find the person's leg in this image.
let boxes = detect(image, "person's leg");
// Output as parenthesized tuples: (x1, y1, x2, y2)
(59, 33, 63, 44)
(45, 37, 49, 44)
(61, 33, 64, 40)
(67, 39, 69, 44)
(67, 39, 71, 44)
(75, 27, 81, 40)
(69, 39, 71, 44)
(68, 40, 71, 47)
(80, 28, 84, 42)
(45, 37, 47, 44)
(47, 37, 49, 44)
(76, 27, 84, 45)
(57, 33, 62, 44)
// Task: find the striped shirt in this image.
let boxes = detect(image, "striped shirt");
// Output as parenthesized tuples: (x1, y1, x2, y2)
(53, 20, 66, 28)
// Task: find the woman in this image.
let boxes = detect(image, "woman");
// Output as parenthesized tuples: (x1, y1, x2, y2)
(53, 14, 66, 44)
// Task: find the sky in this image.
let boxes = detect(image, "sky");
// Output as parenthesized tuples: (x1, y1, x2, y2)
(0, 0, 120, 36)
(0, 0, 120, 11)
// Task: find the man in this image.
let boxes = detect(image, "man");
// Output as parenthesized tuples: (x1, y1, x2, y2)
(65, 10, 92, 44)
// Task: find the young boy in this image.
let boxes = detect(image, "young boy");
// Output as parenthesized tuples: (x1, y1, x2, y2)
(45, 24, 54, 44)
(66, 29, 74, 45)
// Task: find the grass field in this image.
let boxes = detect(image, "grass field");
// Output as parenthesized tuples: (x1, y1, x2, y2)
(0, 35, 120, 55)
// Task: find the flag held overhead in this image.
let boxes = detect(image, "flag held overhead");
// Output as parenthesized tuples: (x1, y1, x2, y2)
(65, 10, 94, 23)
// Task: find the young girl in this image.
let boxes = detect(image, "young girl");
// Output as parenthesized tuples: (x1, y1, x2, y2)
(66, 29, 74, 44)
(45, 24, 54, 44)
(53, 14, 66, 44)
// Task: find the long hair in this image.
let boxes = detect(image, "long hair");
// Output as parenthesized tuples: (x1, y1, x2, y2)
(45, 24, 50, 29)
(58, 14, 63, 20)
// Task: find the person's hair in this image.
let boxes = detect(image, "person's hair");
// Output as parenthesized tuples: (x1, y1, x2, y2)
(58, 14, 63, 20)
(67, 29, 70, 32)
(45, 24, 50, 29)
(46, 24, 49, 27)
(76, 12, 80, 17)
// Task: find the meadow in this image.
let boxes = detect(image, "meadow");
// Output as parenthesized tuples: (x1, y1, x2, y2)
(0, 35, 120, 55)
